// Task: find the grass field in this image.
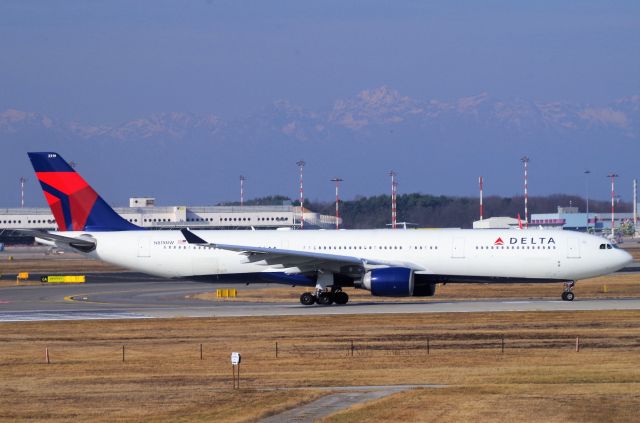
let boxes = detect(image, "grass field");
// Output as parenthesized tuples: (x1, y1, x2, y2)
(0, 257, 123, 275)
(1, 247, 640, 421)
(1, 310, 640, 422)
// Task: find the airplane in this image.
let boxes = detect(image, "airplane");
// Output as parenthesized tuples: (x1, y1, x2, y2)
(24, 152, 633, 305)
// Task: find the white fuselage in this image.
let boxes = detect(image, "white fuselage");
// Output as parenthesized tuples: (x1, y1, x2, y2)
(64, 228, 632, 283)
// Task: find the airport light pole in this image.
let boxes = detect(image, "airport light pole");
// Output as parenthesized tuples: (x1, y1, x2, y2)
(479, 176, 484, 221)
(584, 170, 591, 231)
(239, 175, 246, 207)
(521, 156, 530, 228)
(634, 179, 638, 235)
(331, 178, 343, 229)
(19, 177, 27, 208)
(608, 173, 619, 237)
(296, 160, 306, 229)
(389, 170, 398, 229)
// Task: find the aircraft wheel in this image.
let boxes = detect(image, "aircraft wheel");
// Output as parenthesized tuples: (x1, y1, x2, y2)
(562, 291, 575, 301)
(317, 292, 334, 305)
(334, 291, 349, 305)
(300, 292, 316, 305)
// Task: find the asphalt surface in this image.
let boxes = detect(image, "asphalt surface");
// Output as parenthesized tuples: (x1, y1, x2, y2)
(258, 385, 444, 423)
(2, 272, 640, 321)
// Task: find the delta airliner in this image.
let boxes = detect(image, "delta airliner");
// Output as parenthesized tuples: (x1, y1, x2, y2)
(24, 152, 632, 305)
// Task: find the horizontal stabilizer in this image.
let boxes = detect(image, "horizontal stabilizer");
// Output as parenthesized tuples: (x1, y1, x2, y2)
(15, 229, 96, 253)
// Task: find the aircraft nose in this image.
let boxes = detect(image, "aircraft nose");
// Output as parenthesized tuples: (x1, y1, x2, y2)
(618, 249, 634, 268)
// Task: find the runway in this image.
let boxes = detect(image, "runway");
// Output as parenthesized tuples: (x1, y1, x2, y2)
(2, 272, 640, 321)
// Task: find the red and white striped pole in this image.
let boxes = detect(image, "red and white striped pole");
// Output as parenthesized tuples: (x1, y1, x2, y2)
(331, 178, 343, 229)
(521, 156, 529, 228)
(634, 179, 637, 233)
(479, 176, 484, 221)
(389, 170, 397, 229)
(608, 173, 619, 236)
(239, 175, 246, 207)
(19, 177, 26, 208)
(296, 160, 306, 229)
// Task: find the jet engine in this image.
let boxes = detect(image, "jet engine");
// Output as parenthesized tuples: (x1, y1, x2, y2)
(361, 267, 414, 296)
(413, 279, 437, 297)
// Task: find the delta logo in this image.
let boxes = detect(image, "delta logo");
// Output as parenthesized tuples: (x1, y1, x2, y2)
(492, 236, 556, 246)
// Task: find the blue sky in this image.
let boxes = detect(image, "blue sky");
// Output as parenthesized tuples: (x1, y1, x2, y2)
(0, 1, 639, 207)
(1, 1, 638, 122)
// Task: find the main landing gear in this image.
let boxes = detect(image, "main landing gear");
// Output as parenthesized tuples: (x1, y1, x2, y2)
(299, 288, 349, 306)
(561, 281, 575, 301)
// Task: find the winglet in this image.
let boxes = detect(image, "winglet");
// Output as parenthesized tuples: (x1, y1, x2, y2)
(181, 228, 208, 244)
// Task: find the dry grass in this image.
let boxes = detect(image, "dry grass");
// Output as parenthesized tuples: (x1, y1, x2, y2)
(0, 257, 123, 286)
(0, 257, 123, 274)
(1, 311, 640, 422)
(321, 384, 640, 423)
(1, 249, 640, 421)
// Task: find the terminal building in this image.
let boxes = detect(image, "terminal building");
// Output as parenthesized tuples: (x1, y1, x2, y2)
(473, 206, 639, 234)
(530, 206, 638, 233)
(472, 216, 520, 229)
(0, 197, 340, 241)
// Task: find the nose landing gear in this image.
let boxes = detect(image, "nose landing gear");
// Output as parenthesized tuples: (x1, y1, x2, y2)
(561, 281, 575, 301)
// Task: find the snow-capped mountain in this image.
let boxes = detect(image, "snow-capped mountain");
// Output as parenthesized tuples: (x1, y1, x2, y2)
(1, 87, 638, 206)
(2, 87, 637, 143)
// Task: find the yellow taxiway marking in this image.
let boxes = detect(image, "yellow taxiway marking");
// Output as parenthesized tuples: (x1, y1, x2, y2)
(63, 289, 201, 308)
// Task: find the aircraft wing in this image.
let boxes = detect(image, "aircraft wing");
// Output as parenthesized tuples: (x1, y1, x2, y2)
(181, 229, 425, 272)
(9, 229, 96, 252)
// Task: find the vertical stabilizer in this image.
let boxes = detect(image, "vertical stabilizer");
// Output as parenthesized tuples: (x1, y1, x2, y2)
(28, 152, 140, 231)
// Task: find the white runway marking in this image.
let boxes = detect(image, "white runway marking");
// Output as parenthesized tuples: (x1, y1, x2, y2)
(0, 311, 150, 322)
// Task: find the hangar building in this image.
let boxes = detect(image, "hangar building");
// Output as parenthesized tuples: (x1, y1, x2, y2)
(0, 197, 339, 242)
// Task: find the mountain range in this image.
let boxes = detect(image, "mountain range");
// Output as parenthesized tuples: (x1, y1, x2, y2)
(1, 87, 638, 207)
(2, 87, 639, 141)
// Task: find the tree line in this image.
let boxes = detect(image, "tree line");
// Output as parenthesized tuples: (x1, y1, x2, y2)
(222, 194, 633, 229)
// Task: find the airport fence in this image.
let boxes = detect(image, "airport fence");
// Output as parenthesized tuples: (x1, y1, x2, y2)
(4, 333, 640, 366)
(273, 334, 640, 358)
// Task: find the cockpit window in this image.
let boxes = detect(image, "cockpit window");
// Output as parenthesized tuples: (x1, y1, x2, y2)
(599, 244, 606, 249)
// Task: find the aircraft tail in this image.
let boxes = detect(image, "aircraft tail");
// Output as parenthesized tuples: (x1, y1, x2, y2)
(28, 152, 140, 231)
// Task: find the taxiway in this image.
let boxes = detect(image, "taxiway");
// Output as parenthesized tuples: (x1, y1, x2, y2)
(2, 273, 640, 321)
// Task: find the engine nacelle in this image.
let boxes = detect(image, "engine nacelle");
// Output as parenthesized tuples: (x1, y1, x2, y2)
(362, 267, 414, 296)
(413, 282, 436, 297)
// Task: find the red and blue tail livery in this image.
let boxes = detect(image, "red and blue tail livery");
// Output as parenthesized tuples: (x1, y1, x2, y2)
(28, 152, 140, 231)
